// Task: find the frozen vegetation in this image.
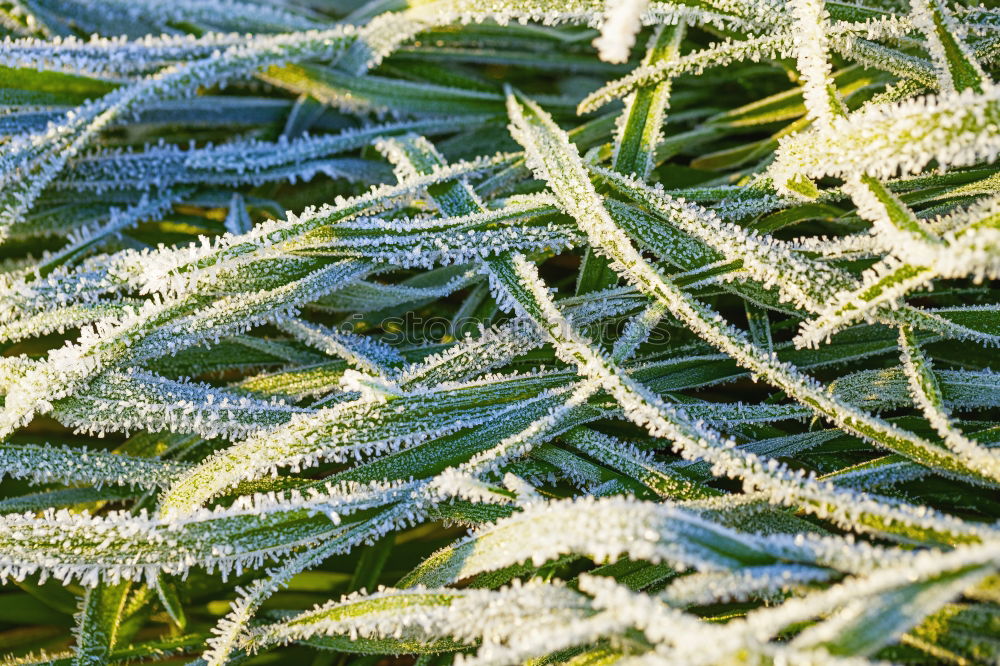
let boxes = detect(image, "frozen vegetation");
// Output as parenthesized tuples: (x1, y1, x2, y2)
(1, 0, 1000, 663)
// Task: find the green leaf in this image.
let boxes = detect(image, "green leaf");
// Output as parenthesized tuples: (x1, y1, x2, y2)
(73, 581, 133, 666)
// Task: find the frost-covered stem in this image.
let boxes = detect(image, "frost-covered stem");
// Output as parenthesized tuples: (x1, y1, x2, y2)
(795, 197, 1000, 346)
(73, 580, 132, 665)
(580, 20, 686, 296)
(788, 0, 844, 128)
(561, 427, 717, 499)
(898, 326, 1000, 477)
(785, 0, 937, 246)
(611, 301, 667, 362)
(908, 0, 989, 94)
(203, 509, 409, 665)
(749, 540, 1000, 647)
(449, 380, 600, 479)
(279, 318, 403, 376)
(612, 21, 686, 179)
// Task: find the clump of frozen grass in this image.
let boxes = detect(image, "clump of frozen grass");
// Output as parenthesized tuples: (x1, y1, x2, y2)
(1, 0, 1000, 664)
